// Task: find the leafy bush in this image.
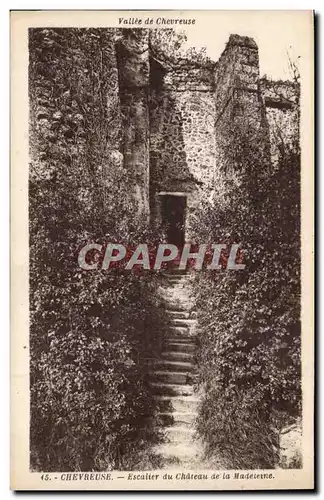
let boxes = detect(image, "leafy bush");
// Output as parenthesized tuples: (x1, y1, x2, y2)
(191, 111, 301, 468)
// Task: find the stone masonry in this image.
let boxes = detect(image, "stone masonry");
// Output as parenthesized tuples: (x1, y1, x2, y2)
(115, 30, 299, 236)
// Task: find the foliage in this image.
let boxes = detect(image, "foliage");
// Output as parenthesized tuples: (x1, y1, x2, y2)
(150, 29, 213, 68)
(191, 95, 301, 468)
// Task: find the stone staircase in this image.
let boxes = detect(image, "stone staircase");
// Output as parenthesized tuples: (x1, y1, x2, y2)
(147, 269, 204, 468)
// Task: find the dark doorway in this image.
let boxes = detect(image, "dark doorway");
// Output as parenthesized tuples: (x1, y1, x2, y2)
(161, 195, 186, 246)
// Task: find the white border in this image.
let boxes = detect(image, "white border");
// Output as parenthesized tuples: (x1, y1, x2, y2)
(3, 2, 320, 498)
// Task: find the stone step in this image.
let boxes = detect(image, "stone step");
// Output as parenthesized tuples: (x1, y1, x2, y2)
(165, 337, 196, 344)
(149, 382, 194, 397)
(166, 330, 196, 339)
(166, 304, 193, 313)
(169, 326, 197, 338)
(150, 359, 195, 372)
(161, 283, 191, 290)
(162, 283, 184, 289)
(167, 283, 188, 290)
(169, 325, 190, 335)
(166, 303, 194, 313)
(166, 310, 191, 319)
(165, 279, 189, 294)
(165, 340, 196, 348)
(161, 351, 194, 362)
(160, 283, 190, 291)
(165, 342, 196, 353)
(163, 269, 189, 276)
(152, 442, 203, 461)
(146, 353, 194, 365)
(160, 293, 192, 303)
(158, 412, 197, 427)
(164, 426, 196, 445)
(167, 333, 195, 343)
(170, 318, 197, 327)
(149, 371, 196, 385)
(154, 395, 199, 413)
(161, 300, 193, 310)
(164, 270, 188, 276)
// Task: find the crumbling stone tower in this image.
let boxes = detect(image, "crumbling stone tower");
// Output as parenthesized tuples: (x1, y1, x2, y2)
(115, 30, 299, 243)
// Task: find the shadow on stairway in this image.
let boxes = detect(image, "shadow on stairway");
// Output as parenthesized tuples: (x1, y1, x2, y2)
(144, 267, 206, 469)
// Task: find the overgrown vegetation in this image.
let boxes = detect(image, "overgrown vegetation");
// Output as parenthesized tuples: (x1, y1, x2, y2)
(29, 27, 302, 472)
(192, 89, 301, 469)
(29, 28, 167, 472)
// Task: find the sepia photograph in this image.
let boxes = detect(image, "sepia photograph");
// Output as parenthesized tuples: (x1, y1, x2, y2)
(10, 10, 314, 490)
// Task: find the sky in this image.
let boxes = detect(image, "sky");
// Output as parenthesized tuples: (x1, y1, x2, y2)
(180, 10, 313, 81)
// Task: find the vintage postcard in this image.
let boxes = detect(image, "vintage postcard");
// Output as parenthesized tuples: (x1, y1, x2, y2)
(10, 10, 314, 490)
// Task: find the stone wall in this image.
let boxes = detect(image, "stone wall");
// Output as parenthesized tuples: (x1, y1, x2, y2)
(213, 35, 270, 197)
(148, 55, 216, 239)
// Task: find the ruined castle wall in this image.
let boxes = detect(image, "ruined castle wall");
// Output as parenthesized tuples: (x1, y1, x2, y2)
(149, 62, 216, 240)
(214, 35, 261, 129)
(260, 78, 299, 167)
(116, 30, 150, 219)
(110, 31, 298, 239)
(213, 35, 270, 197)
(149, 89, 216, 190)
